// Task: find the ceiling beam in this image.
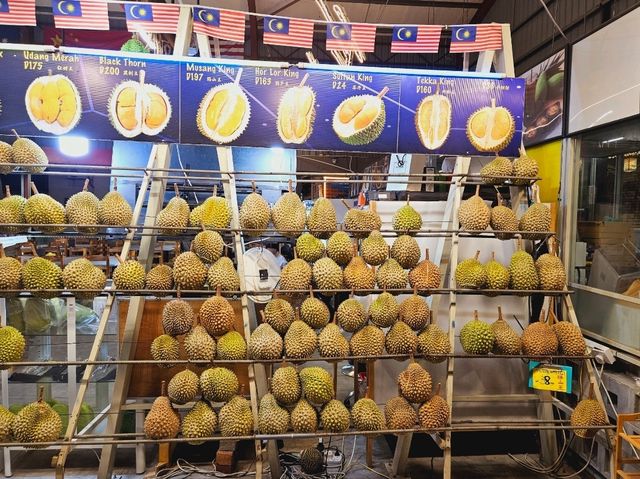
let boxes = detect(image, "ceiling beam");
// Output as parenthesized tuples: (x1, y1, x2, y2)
(333, 0, 481, 8)
(470, 0, 497, 23)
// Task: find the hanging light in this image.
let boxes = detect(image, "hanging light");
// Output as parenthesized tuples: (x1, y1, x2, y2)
(623, 153, 638, 172)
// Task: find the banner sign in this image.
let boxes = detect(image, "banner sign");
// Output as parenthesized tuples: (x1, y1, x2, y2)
(0, 46, 525, 156)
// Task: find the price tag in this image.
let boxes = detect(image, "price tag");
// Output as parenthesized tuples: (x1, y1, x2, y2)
(528, 362, 572, 393)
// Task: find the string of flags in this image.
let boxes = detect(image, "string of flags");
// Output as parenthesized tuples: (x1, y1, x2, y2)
(0, 0, 504, 54)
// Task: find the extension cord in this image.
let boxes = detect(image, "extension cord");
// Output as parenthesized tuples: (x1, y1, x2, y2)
(324, 449, 343, 474)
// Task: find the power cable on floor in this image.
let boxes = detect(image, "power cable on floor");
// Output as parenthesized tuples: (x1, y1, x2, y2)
(155, 459, 262, 478)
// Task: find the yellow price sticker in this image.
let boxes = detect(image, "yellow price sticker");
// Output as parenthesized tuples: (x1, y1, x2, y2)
(528, 362, 572, 393)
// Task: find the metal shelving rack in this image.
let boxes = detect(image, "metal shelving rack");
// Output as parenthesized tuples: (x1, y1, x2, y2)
(0, 22, 616, 479)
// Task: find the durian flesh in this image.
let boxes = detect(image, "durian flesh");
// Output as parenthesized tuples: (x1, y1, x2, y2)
(332, 95, 385, 145)
(277, 85, 315, 144)
(197, 83, 250, 144)
(25, 75, 81, 135)
(466, 101, 515, 153)
(415, 94, 451, 150)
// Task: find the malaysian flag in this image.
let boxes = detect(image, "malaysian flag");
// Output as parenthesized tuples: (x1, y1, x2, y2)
(263, 16, 314, 49)
(449, 24, 503, 53)
(0, 0, 36, 26)
(391, 25, 442, 53)
(326, 22, 376, 52)
(52, 0, 109, 31)
(209, 38, 244, 58)
(124, 2, 181, 34)
(193, 7, 245, 43)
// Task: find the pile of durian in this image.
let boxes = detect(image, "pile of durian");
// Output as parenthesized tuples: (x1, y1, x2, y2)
(458, 304, 586, 358)
(454, 238, 567, 293)
(0, 131, 49, 174)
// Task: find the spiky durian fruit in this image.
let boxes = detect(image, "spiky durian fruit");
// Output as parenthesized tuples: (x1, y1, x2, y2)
(112, 259, 146, 291)
(415, 93, 451, 150)
(459, 185, 490, 231)
(455, 251, 487, 289)
(108, 73, 171, 138)
(0, 245, 22, 296)
(0, 325, 26, 367)
(65, 179, 99, 233)
(535, 240, 566, 290)
(277, 81, 315, 144)
(485, 252, 510, 292)
(150, 334, 179, 368)
(219, 396, 254, 437)
(300, 290, 330, 329)
(144, 382, 180, 439)
(271, 182, 306, 238)
(480, 156, 513, 184)
(24, 183, 65, 233)
(491, 307, 521, 355)
(351, 398, 385, 431)
(418, 384, 449, 429)
(199, 291, 235, 337)
(332, 94, 385, 146)
(398, 292, 429, 330)
(521, 309, 558, 356)
(184, 324, 216, 362)
(25, 74, 81, 136)
(291, 399, 318, 433)
(192, 230, 225, 264)
(0, 141, 14, 174)
(369, 292, 399, 328)
(284, 319, 317, 359)
(343, 247, 375, 294)
(361, 230, 388, 266)
(200, 367, 239, 403)
(258, 393, 290, 434)
(189, 187, 232, 230)
(417, 312, 450, 363)
(12, 134, 49, 173)
(327, 231, 353, 266)
(320, 399, 350, 433)
(343, 205, 382, 238)
(239, 187, 270, 236)
(0, 406, 15, 440)
(299, 367, 334, 405)
(385, 321, 418, 356)
(336, 298, 366, 332)
(62, 257, 106, 299)
(155, 184, 189, 234)
(167, 369, 200, 404)
(490, 193, 518, 240)
(145, 264, 174, 293)
(312, 257, 344, 294)
(280, 257, 312, 292)
(197, 81, 250, 144)
(162, 299, 195, 336)
(296, 233, 325, 263)
(466, 99, 515, 152)
(318, 320, 350, 358)
(391, 235, 420, 269)
(398, 362, 432, 403)
(13, 388, 62, 447)
(263, 297, 295, 335)
(307, 196, 336, 239)
(207, 257, 240, 292)
(98, 179, 132, 227)
(392, 199, 422, 234)
(553, 321, 586, 356)
(299, 447, 323, 474)
(182, 401, 217, 445)
(216, 330, 247, 360)
(571, 392, 608, 438)
(173, 252, 208, 290)
(22, 257, 63, 298)
(0, 186, 27, 234)
(459, 311, 494, 355)
(248, 321, 283, 360)
(512, 147, 538, 185)
(350, 325, 385, 357)
(509, 241, 539, 291)
(377, 258, 408, 290)
(385, 396, 417, 429)
(271, 366, 301, 406)
(408, 249, 440, 292)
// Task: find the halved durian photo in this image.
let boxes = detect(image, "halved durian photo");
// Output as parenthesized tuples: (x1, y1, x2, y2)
(332, 87, 388, 146)
(25, 73, 82, 135)
(108, 71, 172, 139)
(466, 98, 515, 152)
(277, 73, 315, 144)
(197, 68, 250, 144)
(415, 93, 451, 150)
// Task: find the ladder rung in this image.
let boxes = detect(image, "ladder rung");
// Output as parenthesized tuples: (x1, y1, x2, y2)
(616, 470, 640, 478)
(621, 433, 640, 449)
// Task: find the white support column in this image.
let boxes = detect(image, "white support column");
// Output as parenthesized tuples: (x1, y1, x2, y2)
(66, 296, 77, 435)
(1, 297, 10, 477)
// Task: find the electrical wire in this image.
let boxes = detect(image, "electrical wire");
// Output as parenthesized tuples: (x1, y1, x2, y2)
(155, 459, 262, 478)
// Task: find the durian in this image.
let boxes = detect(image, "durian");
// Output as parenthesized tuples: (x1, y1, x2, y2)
(271, 181, 305, 237)
(112, 258, 145, 290)
(300, 290, 330, 329)
(336, 298, 366, 332)
(490, 193, 518, 240)
(369, 291, 399, 328)
(0, 406, 14, 440)
(342, 203, 382, 238)
(62, 257, 106, 298)
(219, 395, 254, 437)
(385, 321, 418, 356)
(484, 252, 510, 292)
(377, 258, 408, 291)
(24, 183, 65, 233)
(392, 198, 422, 234)
(145, 264, 174, 293)
(571, 388, 608, 438)
(248, 316, 283, 360)
(144, 381, 180, 439)
(11, 132, 49, 173)
(150, 334, 179, 367)
(239, 185, 270, 236)
(0, 245, 23, 296)
(279, 257, 312, 292)
(65, 179, 99, 233)
(258, 393, 290, 434)
(343, 245, 375, 294)
(391, 235, 421, 269)
(299, 367, 333, 405)
(207, 257, 240, 292)
(295, 233, 325, 263)
(466, 99, 515, 152)
(535, 239, 566, 290)
(291, 399, 318, 433)
(199, 290, 235, 337)
(553, 320, 586, 356)
(480, 155, 513, 184)
(455, 251, 487, 289)
(361, 230, 388, 266)
(155, 184, 189, 234)
(182, 401, 217, 445)
(408, 249, 440, 292)
(276, 79, 316, 144)
(418, 384, 449, 429)
(200, 367, 239, 402)
(327, 231, 353, 266)
(459, 311, 495, 355)
(512, 147, 539, 185)
(312, 257, 344, 294)
(299, 447, 323, 474)
(0, 325, 26, 367)
(350, 325, 385, 357)
(351, 397, 384, 431)
(320, 399, 350, 433)
(521, 309, 558, 357)
(97, 178, 132, 227)
(263, 297, 295, 335)
(284, 316, 317, 359)
(307, 195, 337, 239)
(13, 388, 62, 447)
(190, 186, 232, 230)
(271, 366, 301, 405)
(197, 80, 250, 144)
(0, 141, 14, 174)
(509, 240, 539, 291)
(385, 396, 417, 429)
(22, 256, 63, 298)
(192, 230, 225, 263)
(417, 312, 450, 363)
(519, 187, 551, 240)
(173, 251, 208, 290)
(491, 306, 521, 355)
(458, 185, 490, 231)
(332, 94, 385, 146)
(184, 323, 216, 362)
(216, 330, 247, 360)
(167, 369, 200, 404)
(399, 291, 429, 330)
(0, 186, 26, 234)
(415, 92, 451, 150)
(318, 318, 350, 358)
(398, 362, 432, 403)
